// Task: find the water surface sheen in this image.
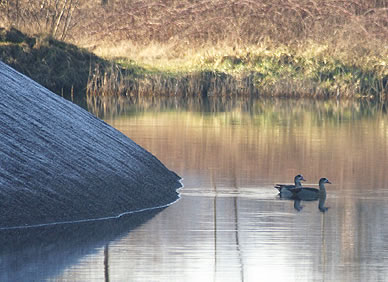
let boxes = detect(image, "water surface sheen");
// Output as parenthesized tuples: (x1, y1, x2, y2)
(11, 97, 388, 281)
(74, 97, 388, 282)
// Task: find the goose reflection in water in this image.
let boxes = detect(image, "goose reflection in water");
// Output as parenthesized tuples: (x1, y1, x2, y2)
(293, 195, 328, 212)
(278, 178, 331, 212)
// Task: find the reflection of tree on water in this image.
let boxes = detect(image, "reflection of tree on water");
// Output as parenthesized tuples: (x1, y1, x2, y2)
(211, 168, 245, 282)
(104, 244, 110, 282)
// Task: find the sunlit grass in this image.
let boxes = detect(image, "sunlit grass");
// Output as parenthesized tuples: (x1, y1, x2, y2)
(90, 39, 387, 99)
(2, 0, 387, 99)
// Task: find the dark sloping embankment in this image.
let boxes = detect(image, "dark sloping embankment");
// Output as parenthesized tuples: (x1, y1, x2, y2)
(0, 61, 182, 228)
(0, 27, 110, 101)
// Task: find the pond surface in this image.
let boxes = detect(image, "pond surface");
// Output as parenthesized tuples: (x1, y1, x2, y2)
(3, 97, 388, 281)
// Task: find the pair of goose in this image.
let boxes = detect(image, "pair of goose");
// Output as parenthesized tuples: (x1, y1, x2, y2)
(275, 174, 331, 212)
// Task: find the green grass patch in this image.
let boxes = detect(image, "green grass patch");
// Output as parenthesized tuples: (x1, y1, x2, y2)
(1, 28, 386, 101)
(99, 44, 386, 99)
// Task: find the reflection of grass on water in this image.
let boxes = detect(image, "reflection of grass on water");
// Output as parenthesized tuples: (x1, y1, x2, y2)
(99, 97, 388, 188)
(88, 96, 387, 127)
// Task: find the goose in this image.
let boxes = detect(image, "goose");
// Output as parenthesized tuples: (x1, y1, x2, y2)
(275, 174, 306, 198)
(289, 178, 331, 206)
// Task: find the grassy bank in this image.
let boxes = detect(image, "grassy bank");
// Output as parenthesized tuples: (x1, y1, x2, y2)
(0, 28, 110, 101)
(88, 42, 387, 99)
(1, 0, 387, 100)
(0, 27, 386, 101)
(79, 0, 388, 100)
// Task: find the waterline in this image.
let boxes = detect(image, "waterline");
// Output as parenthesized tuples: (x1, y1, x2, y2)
(0, 182, 183, 231)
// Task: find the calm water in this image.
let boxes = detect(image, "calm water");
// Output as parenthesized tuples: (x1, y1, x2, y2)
(3, 97, 388, 281)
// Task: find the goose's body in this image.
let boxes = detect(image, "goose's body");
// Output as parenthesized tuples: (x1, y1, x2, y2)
(291, 187, 322, 201)
(275, 174, 305, 198)
(290, 178, 331, 209)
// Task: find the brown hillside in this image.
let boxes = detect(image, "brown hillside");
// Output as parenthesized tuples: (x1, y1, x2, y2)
(1, 0, 386, 48)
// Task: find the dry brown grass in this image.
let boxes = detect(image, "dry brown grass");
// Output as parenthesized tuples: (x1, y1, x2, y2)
(1, 0, 387, 99)
(72, 0, 387, 50)
(0, 0, 81, 40)
(80, 0, 388, 89)
(2, 1, 386, 50)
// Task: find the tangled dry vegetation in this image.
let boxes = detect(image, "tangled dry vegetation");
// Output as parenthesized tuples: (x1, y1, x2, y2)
(71, 0, 386, 46)
(0, 0, 387, 99)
